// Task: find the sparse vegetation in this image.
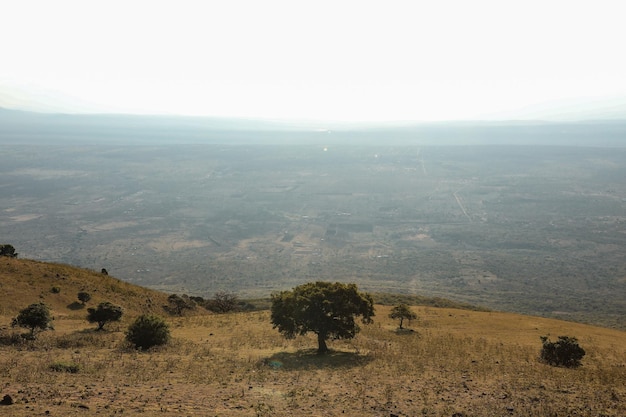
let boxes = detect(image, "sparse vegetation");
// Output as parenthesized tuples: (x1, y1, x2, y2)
(126, 314, 170, 350)
(87, 302, 123, 331)
(540, 335, 586, 368)
(271, 281, 375, 354)
(11, 302, 53, 338)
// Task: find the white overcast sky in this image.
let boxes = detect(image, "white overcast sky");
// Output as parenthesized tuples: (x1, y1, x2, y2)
(1, 0, 625, 121)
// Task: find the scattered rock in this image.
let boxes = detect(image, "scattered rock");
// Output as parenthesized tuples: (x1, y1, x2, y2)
(0, 394, 14, 405)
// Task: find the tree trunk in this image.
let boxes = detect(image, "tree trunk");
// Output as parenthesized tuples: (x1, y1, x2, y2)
(317, 332, 329, 354)
(399, 318, 404, 329)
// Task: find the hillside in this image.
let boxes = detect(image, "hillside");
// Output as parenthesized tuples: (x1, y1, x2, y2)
(1, 259, 625, 416)
(0, 257, 171, 317)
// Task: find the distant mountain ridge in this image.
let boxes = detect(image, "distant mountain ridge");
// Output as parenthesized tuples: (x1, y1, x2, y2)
(481, 96, 626, 121)
(1, 106, 626, 146)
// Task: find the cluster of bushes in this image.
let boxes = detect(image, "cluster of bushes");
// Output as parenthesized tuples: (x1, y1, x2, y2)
(8, 300, 170, 351)
(169, 291, 256, 315)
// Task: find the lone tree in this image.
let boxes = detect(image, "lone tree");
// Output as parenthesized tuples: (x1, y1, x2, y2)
(271, 281, 375, 354)
(207, 291, 239, 313)
(540, 336, 586, 368)
(0, 244, 18, 258)
(126, 315, 170, 350)
(77, 291, 91, 305)
(12, 303, 53, 338)
(389, 303, 418, 329)
(87, 302, 123, 331)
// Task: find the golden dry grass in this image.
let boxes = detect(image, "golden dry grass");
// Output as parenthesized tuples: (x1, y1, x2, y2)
(1, 306, 624, 416)
(1, 258, 625, 416)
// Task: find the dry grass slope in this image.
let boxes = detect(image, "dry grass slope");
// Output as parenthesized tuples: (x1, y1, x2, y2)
(1, 259, 625, 416)
(0, 257, 171, 317)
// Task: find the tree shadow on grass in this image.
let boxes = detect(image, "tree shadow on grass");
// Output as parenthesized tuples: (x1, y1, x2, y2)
(392, 328, 420, 337)
(262, 349, 373, 371)
(67, 301, 85, 311)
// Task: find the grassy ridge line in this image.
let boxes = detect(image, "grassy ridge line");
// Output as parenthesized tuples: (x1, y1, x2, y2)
(244, 293, 490, 312)
(369, 292, 491, 311)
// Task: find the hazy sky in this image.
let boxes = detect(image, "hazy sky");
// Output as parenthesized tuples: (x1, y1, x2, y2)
(2, 0, 625, 121)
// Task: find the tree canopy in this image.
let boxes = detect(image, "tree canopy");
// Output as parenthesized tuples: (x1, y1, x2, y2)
(77, 291, 91, 305)
(166, 294, 196, 316)
(207, 291, 239, 313)
(12, 303, 53, 337)
(389, 303, 417, 329)
(270, 281, 375, 354)
(0, 244, 18, 258)
(87, 302, 123, 330)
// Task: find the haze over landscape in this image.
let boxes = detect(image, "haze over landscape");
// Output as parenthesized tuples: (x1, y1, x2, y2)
(1, 1, 626, 329)
(2, 3, 626, 416)
(2, 0, 626, 122)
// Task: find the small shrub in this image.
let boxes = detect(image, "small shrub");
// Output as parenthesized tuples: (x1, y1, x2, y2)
(50, 362, 80, 373)
(51, 286, 61, 294)
(0, 329, 26, 346)
(126, 315, 170, 350)
(540, 336, 586, 367)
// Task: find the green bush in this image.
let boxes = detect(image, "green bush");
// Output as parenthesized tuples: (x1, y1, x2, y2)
(50, 362, 80, 373)
(126, 315, 170, 350)
(540, 336, 586, 367)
